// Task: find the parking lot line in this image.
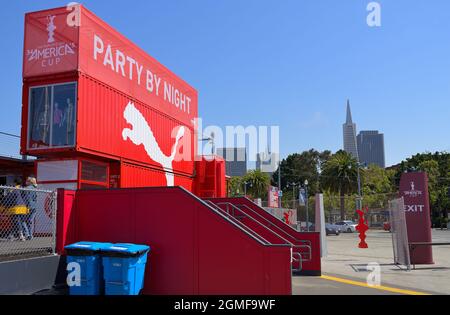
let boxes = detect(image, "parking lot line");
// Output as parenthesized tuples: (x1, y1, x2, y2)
(321, 275, 431, 295)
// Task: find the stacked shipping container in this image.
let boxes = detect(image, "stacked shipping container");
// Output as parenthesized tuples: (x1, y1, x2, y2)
(20, 5, 199, 191)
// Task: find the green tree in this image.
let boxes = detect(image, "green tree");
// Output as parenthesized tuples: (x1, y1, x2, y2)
(243, 169, 270, 199)
(418, 159, 440, 207)
(320, 150, 359, 220)
(395, 152, 450, 219)
(362, 164, 395, 210)
(227, 176, 243, 197)
(272, 149, 331, 194)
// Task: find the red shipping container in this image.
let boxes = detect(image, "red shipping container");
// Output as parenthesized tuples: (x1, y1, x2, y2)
(194, 156, 226, 198)
(120, 162, 193, 191)
(21, 5, 198, 187)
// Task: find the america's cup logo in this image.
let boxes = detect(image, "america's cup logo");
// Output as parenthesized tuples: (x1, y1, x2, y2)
(26, 14, 76, 65)
(47, 15, 56, 43)
(404, 180, 422, 198)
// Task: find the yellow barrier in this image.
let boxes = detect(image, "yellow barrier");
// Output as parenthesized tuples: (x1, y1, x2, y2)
(0, 205, 29, 215)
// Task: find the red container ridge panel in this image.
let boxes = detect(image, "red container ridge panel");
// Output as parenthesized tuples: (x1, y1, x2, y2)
(194, 157, 226, 198)
(120, 162, 193, 191)
(77, 74, 195, 177)
(208, 197, 322, 276)
(56, 187, 292, 295)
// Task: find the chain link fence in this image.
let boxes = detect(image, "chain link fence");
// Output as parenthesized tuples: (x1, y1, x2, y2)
(262, 193, 398, 227)
(0, 185, 57, 261)
(237, 192, 399, 229)
(321, 193, 398, 226)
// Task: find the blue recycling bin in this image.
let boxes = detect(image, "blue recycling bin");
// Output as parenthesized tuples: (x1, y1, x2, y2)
(65, 241, 112, 295)
(100, 243, 150, 295)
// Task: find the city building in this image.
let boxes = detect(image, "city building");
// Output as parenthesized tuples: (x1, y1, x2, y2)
(357, 130, 386, 168)
(342, 100, 359, 161)
(256, 151, 278, 177)
(216, 147, 247, 177)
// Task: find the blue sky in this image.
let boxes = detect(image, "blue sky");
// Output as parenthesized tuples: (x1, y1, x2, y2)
(1, 0, 449, 166)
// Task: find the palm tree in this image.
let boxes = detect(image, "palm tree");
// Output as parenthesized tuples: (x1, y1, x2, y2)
(243, 170, 270, 199)
(228, 176, 243, 197)
(321, 150, 359, 220)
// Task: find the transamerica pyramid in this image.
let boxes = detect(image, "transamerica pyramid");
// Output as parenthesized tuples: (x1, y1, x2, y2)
(342, 100, 359, 161)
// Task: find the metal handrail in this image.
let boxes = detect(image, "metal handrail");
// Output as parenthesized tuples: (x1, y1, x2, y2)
(216, 202, 313, 262)
(199, 199, 274, 246)
(220, 202, 313, 265)
(237, 203, 312, 246)
(293, 244, 312, 261)
(216, 202, 301, 248)
(204, 200, 271, 245)
(292, 252, 303, 272)
(239, 196, 310, 235)
(215, 202, 288, 246)
(209, 200, 312, 266)
(0, 185, 54, 194)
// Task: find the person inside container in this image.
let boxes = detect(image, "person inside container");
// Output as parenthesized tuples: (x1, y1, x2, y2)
(53, 102, 63, 146)
(23, 177, 38, 240)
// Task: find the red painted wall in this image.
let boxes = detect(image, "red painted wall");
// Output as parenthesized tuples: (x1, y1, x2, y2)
(208, 197, 322, 275)
(56, 189, 77, 254)
(57, 187, 292, 294)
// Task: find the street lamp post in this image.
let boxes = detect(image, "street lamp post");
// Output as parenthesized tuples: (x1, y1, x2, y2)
(356, 162, 365, 210)
(200, 133, 215, 155)
(356, 166, 362, 210)
(292, 184, 296, 208)
(278, 161, 282, 208)
(304, 179, 309, 231)
(287, 182, 298, 209)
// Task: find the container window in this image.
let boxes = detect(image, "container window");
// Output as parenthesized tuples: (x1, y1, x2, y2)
(28, 82, 76, 149)
(52, 84, 76, 147)
(37, 160, 78, 182)
(81, 160, 108, 183)
(29, 86, 51, 148)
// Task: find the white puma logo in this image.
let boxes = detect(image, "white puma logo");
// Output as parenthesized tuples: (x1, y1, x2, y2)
(122, 102, 185, 186)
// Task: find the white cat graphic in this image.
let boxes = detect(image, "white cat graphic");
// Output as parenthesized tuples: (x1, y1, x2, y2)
(122, 102, 185, 186)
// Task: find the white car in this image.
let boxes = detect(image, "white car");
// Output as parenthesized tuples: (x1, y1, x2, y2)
(335, 220, 357, 233)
